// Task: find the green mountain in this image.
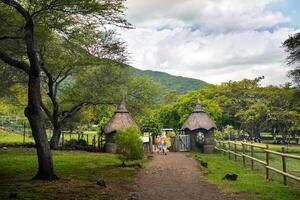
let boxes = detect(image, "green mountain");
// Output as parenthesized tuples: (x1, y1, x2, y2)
(130, 67, 208, 94)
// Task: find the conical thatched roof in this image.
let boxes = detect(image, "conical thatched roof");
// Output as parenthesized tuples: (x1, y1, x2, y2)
(104, 97, 138, 134)
(181, 99, 217, 131)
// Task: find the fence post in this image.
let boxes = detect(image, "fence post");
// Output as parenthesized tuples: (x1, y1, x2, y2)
(23, 122, 26, 145)
(87, 134, 89, 145)
(251, 142, 254, 170)
(234, 141, 237, 161)
(98, 135, 100, 149)
(265, 144, 269, 180)
(282, 147, 287, 185)
(78, 133, 80, 141)
(228, 142, 231, 160)
(242, 143, 246, 167)
(62, 131, 65, 146)
(93, 135, 96, 148)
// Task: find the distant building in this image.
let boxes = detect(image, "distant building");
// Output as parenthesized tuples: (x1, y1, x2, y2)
(104, 97, 138, 153)
(181, 99, 217, 153)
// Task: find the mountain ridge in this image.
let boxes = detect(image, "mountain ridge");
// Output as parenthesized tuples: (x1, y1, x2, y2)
(129, 66, 208, 94)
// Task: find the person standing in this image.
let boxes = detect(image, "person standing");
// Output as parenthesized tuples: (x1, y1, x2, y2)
(155, 137, 161, 154)
(161, 137, 167, 155)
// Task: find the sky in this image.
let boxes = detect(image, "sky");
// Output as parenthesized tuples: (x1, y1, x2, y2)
(118, 0, 300, 85)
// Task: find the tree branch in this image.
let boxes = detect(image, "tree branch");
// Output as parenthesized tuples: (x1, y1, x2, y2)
(0, 35, 23, 41)
(0, 0, 30, 19)
(0, 50, 30, 74)
(60, 102, 115, 123)
(56, 67, 73, 85)
(41, 65, 60, 122)
(41, 101, 53, 123)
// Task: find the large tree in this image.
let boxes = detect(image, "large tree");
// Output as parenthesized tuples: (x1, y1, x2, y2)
(0, 0, 129, 180)
(39, 29, 128, 149)
(283, 32, 300, 87)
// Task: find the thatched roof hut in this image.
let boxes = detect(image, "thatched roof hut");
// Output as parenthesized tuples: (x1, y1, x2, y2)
(181, 99, 217, 131)
(104, 97, 138, 153)
(181, 99, 217, 153)
(104, 97, 137, 134)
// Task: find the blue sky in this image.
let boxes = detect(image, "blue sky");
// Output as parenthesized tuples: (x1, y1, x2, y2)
(267, 0, 300, 28)
(120, 0, 300, 85)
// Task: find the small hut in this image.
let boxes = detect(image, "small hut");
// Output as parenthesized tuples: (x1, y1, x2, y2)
(181, 99, 217, 153)
(104, 97, 138, 153)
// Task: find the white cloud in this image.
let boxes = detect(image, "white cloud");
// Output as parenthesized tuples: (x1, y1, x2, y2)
(118, 0, 298, 85)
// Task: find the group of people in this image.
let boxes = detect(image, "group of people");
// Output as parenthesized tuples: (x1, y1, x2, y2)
(155, 136, 168, 155)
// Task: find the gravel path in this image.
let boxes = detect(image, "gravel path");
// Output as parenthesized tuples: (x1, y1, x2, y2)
(134, 152, 243, 200)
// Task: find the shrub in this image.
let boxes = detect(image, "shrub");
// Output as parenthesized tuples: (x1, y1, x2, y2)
(115, 127, 144, 160)
(214, 130, 223, 140)
(64, 139, 88, 149)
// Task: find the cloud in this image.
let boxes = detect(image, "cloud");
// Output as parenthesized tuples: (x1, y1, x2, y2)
(118, 0, 299, 85)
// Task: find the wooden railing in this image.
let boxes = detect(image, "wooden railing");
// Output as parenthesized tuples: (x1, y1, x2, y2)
(215, 140, 300, 185)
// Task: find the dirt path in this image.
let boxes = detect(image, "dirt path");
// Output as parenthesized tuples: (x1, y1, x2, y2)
(133, 152, 242, 200)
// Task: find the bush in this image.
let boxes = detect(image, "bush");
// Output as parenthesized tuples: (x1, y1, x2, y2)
(115, 127, 144, 160)
(64, 139, 88, 149)
(214, 130, 223, 140)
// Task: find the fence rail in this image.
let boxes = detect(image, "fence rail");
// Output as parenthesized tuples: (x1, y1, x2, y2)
(215, 140, 300, 185)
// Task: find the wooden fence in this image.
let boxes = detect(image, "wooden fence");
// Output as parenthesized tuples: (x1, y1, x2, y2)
(215, 140, 300, 185)
(60, 132, 105, 151)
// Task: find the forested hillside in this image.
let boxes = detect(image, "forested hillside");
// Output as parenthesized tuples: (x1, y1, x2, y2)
(129, 66, 208, 94)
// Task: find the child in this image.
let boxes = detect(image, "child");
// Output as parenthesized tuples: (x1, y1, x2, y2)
(155, 137, 161, 153)
(161, 137, 167, 155)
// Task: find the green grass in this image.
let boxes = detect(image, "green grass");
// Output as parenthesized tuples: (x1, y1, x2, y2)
(0, 128, 34, 143)
(193, 152, 300, 200)
(0, 128, 100, 145)
(228, 141, 300, 153)
(218, 142, 300, 186)
(0, 148, 140, 200)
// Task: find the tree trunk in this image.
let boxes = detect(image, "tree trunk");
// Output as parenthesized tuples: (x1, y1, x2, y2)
(25, 74, 57, 180)
(50, 121, 62, 149)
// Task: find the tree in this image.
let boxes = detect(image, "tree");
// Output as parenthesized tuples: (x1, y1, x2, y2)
(140, 116, 162, 138)
(236, 100, 269, 137)
(39, 30, 128, 149)
(126, 76, 162, 120)
(157, 104, 181, 130)
(283, 32, 300, 87)
(0, 0, 129, 180)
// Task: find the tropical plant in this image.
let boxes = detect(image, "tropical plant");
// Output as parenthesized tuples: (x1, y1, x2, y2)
(115, 127, 144, 161)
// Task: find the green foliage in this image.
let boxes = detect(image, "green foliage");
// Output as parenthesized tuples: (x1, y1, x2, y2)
(283, 32, 300, 87)
(150, 77, 300, 140)
(126, 76, 162, 119)
(140, 117, 162, 137)
(224, 125, 234, 133)
(115, 127, 144, 161)
(213, 130, 223, 140)
(157, 104, 181, 129)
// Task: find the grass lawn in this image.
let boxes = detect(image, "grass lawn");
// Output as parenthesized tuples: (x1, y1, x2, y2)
(0, 148, 139, 200)
(0, 128, 99, 145)
(0, 128, 34, 144)
(193, 152, 300, 200)
(218, 141, 300, 181)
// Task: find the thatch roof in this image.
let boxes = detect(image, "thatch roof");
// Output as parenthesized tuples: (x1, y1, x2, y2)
(104, 97, 138, 134)
(181, 99, 217, 131)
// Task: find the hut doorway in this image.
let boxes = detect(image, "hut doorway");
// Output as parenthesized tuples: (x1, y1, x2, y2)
(170, 135, 190, 152)
(195, 131, 205, 148)
(181, 99, 217, 153)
